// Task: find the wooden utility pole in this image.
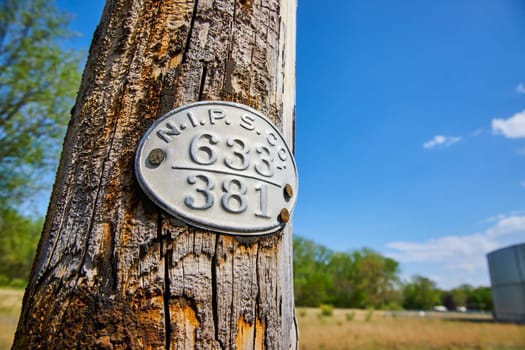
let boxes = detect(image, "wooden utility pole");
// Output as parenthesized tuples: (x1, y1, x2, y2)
(13, 0, 297, 349)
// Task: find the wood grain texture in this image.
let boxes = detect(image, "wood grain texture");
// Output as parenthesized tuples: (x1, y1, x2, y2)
(13, 0, 297, 349)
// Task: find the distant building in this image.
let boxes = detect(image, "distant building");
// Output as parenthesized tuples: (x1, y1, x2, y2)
(487, 243, 525, 322)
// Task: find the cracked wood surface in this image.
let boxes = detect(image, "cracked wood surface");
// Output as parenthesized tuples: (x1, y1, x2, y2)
(13, 0, 297, 349)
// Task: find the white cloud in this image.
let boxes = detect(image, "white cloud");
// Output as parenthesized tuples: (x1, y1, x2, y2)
(483, 210, 525, 223)
(387, 233, 495, 263)
(468, 128, 484, 137)
(492, 110, 525, 139)
(422, 135, 461, 150)
(386, 213, 525, 288)
(485, 215, 525, 237)
(516, 83, 525, 94)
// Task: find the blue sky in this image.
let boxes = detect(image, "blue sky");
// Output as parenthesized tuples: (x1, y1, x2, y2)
(55, 0, 525, 289)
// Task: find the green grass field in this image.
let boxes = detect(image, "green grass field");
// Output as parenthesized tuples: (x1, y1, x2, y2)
(2, 290, 524, 349)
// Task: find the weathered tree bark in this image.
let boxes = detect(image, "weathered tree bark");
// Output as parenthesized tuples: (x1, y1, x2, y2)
(13, 0, 297, 349)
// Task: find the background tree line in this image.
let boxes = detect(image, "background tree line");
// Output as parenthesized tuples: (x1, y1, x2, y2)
(0, 0, 80, 287)
(294, 236, 493, 311)
(1, 228, 494, 313)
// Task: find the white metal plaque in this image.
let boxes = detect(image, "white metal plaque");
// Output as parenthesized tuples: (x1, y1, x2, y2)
(135, 101, 298, 235)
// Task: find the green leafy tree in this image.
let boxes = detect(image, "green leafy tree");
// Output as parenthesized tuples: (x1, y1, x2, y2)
(293, 236, 333, 306)
(441, 292, 457, 310)
(467, 286, 493, 311)
(293, 237, 402, 308)
(442, 284, 493, 311)
(452, 284, 473, 307)
(0, 0, 81, 208)
(327, 252, 356, 307)
(349, 248, 401, 308)
(327, 248, 401, 308)
(0, 208, 43, 285)
(403, 275, 441, 310)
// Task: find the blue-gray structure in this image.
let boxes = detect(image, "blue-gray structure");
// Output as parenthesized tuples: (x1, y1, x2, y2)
(487, 243, 525, 322)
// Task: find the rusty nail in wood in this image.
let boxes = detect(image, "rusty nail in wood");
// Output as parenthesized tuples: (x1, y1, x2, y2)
(284, 184, 293, 199)
(148, 148, 165, 167)
(279, 208, 290, 223)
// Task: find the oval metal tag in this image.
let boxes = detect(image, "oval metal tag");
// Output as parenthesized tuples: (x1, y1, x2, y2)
(135, 101, 298, 235)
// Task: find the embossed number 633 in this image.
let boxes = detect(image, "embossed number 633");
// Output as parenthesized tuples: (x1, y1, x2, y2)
(190, 132, 287, 178)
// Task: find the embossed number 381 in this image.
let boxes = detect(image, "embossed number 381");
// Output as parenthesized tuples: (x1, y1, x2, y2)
(184, 174, 270, 218)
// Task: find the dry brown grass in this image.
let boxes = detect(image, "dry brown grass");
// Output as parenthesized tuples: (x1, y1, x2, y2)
(0, 288, 23, 349)
(297, 307, 525, 350)
(2, 292, 524, 349)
